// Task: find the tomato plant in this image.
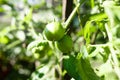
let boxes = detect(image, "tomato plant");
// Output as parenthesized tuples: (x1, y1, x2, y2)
(1, 0, 120, 80)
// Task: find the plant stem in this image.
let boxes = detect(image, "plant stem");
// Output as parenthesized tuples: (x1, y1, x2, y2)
(75, 0, 83, 35)
(4, 40, 21, 50)
(91, 0, 94, 8)
(109, 45, 120, 79)
(105, 19, 120, 79)
(105, 23, 112, 42)
(29, 23, 38, 39)
(64, 3, 80, 29)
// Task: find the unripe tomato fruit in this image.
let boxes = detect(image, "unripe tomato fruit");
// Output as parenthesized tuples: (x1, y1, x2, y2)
(55, 35, 73, 53)
(43, 22, 65, 41)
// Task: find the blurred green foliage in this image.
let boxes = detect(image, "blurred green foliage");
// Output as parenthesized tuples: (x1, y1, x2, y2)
(0, 0, 62, 80)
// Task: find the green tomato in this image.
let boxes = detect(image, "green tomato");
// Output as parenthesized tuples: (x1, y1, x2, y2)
(43, 22, 65, 41)
(55, 35, 73, 53)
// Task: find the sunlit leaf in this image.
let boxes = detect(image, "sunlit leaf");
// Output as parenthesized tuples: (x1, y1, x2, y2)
(96, 59, 119, 80)
(103, 1, 120, 26)
(63, 55, 81, 80)
(30, 64, 56, 80)
(90, 13, 107, 21)
(84, 21, 98, 44)
(63, 54, 100, 80)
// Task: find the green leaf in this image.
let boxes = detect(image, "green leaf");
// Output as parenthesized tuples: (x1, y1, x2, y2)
(29, 65, 49, 80)
(29, 64, 56, 80)
(103, 1, 120, 26)
(84, 21, 98, 44)
(27, 40, 48, 51)
(76, 53, 100, 80)
(23, 8, 33, 23)
(63, 55, 81, 80)
(100, 46, 110, 62)
(88, 46, 110, 62)
(97, 59, 119, 80)
(63, 54, 100, 80)
(90, 13, 107, 21)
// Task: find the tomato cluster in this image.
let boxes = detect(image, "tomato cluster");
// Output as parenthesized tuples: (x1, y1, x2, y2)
(43, 21, 73, 53)
(27, 21, 73, 57)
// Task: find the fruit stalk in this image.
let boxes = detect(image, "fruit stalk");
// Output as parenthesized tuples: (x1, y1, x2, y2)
(64, 3, 80, 29)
